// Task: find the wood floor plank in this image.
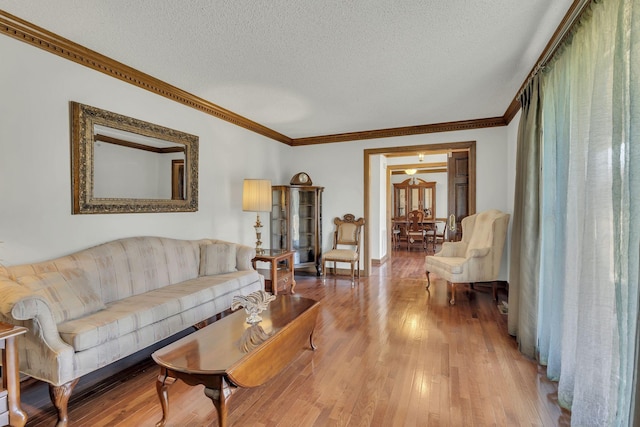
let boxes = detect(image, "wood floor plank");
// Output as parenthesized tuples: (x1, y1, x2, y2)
(19, 249, 571, 426)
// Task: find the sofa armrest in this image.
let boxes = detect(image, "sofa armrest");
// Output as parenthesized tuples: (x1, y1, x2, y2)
(436, 241, 467, 257)
(0, 278, 72, 354)
(0, 278, 57, 324)
(236, 244, 257, 271)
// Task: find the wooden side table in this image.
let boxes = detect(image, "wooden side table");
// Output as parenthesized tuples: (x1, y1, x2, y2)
(0, 323, 27, 427)
(252, 250, 296, 295)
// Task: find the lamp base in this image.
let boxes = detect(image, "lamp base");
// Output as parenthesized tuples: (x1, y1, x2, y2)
(254, 213, 264, 254)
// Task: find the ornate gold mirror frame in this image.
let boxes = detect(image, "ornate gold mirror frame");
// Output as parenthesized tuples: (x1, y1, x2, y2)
(71, 101, 199, 214)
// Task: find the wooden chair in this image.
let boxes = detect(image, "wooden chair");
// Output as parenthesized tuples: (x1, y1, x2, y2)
(406, 210, 427, 251)
(434, 221, 446, 243)
(424, 223, 437, 253)
(392, 225, 401, 249)
(322, 214, 365, 284)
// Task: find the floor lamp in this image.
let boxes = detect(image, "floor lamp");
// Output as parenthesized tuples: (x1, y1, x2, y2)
(242, 179, 272, 254)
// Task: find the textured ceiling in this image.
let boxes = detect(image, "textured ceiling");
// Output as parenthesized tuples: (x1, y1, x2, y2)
(0, 1, 574, 139)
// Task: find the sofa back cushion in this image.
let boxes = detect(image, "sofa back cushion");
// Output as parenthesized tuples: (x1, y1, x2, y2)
(16, 269, 105, 324)
(6, 237, 202, 304)
(199, 243, 237, 275)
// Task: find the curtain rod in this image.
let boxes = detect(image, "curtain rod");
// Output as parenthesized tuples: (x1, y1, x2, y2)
(517, 0, 593, 99)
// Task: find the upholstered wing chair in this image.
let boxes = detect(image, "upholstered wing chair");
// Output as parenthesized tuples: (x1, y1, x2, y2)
(425, 209, 510, 305)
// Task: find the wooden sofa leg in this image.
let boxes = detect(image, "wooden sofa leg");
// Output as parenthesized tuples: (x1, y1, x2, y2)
(49, 379, 79, 427)
(425, 271, 431, 290)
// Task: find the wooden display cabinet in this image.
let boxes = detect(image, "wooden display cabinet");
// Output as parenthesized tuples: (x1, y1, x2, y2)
(270, 185, 324, 275)
(393, 178, 436, 220)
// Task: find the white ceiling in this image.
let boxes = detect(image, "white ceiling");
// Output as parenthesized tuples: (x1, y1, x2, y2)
(0, 1, 574, 140)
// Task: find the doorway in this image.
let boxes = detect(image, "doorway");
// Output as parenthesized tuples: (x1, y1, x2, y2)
(363, 141, 476, 276)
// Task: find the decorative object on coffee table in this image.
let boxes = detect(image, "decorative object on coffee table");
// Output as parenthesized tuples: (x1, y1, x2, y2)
(231, 290, 276, 324)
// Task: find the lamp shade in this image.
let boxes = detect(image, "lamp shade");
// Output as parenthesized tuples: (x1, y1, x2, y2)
(242, 179, 272, 212)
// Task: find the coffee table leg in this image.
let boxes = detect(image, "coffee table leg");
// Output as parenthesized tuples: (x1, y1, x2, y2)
(310, 330, 317, 350)
(204, 377, 235, 427)
(155, 368, 176, 427)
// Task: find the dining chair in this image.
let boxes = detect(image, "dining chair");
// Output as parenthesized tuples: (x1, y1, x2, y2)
(322, 214, 365, 285)
(406, 210, 427, 251)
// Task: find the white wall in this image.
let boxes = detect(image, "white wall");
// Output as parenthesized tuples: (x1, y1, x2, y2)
(1, 32, 516, 282)
(283, 127, 512, 279)
(0, 35, 286, 265)
(368, 154, 386, 260)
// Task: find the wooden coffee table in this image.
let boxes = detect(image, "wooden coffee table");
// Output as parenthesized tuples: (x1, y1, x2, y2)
(152, 295, 319, 427)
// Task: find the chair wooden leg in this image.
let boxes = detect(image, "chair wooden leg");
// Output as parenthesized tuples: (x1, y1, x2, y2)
(425, 271, 431, 290)
(350, 262, 355, 286)
(449, 282, 456, 305)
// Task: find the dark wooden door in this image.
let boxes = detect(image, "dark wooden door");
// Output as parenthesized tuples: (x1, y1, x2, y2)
(447, 151, 469, 240)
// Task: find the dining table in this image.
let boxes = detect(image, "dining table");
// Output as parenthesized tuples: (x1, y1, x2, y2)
(392, 217, 437, 250)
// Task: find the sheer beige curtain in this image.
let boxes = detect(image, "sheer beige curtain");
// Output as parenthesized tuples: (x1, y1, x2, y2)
(509, 0, 640, 424)
(507, 74, 542, 358)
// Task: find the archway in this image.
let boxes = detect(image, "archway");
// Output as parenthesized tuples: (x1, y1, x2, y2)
(363, 141, 476, 276)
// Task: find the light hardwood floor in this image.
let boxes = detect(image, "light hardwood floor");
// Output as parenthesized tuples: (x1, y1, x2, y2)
(20, 249, 571, 426)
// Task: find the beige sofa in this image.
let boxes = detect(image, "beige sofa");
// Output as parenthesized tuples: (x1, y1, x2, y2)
(0, 236, 263, 426)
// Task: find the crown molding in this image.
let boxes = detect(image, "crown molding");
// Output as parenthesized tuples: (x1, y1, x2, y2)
(0, 10, 292, 145)
(2, 2, 586, 146)
(289, 116, 506, 146)
(503, 98, 522, 125)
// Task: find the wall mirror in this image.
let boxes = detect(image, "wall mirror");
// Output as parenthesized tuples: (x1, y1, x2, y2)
(71, 102, 198, 214)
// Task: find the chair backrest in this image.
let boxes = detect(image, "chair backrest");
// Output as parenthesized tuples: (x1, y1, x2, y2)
(462, 210, 510, 269)
(407, 210, 425, 232)
(333, 214, 365, 249)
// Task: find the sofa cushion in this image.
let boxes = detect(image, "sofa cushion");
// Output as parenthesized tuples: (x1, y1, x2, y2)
(58, 270, 261, 351)
(199, 242, 237, 275)
(16, 269, 105, 324)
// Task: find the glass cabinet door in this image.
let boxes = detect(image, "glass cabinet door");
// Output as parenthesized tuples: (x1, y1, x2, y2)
(290, 188, 317, 265)
(395, 186, 407, 218)
(270, 187, 289, 250)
